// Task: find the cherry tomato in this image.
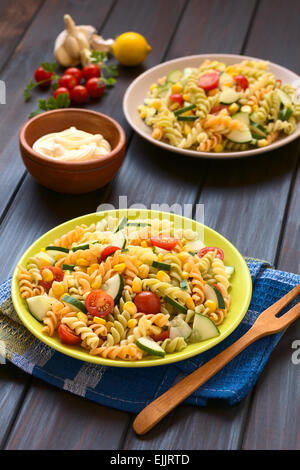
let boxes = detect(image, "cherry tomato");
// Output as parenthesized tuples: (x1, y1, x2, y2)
(100, 246, 120, 262)
(233, 75, 249, 90)
(134, 291, 161, 315)
(64, 67, 82, 82)
(34, 66, 53, 88)
(70, 85, 89, 103)
(276, 79, 282, 87)
(198, 247, 224, 260)
(58, 324, 81, 345)
(170, 94, 184, 105)
(86, 77, 106, 98)
(82, 64, 101, 81)
(150, 235, 179, 251)
(58, 74, 78, 90)
(39, 266, 64, 291)
(152, 330, 169, 342)
(53, 87, 70, 100)
(210, 104, 228, 115)
(85, 290, 114, 317)
(197, 72, 220, 91)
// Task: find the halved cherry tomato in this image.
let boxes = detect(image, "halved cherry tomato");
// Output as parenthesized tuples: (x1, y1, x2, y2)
(39, 266, 64, 291)
(85, 290, 114, 317)
(64, 67, 82, 82)
(134, 291, 161, 315)
(100, 245, 120, 262)
(150, 235, 179, 251)
(58, 324, 81, 345)
(210, 104, 228, 115)
(233, 75, 249, 90)
(152, 330, 169, 342)
(198, 247, 224, 260)
(197, 72, 220, 91)
(170, 94, 184, 105)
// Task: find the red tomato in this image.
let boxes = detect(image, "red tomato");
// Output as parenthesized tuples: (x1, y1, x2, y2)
(197, 72, 220, 91)
(198, 247, 224, 260)
(86, 77, 106, 98)
(82, 64, 101, 81)
(150, 235, 179, 251)
(170, 94, 184, 105)
(152, 330, 169, 342)
(39, 266, 64, 291)
(70, 85, 89, 103)
(210, 104, 228, 115)
(134, 291, 161, 315)
(233, 75, 249, 90)
(53, 87, 70, 99)
(58, 74, 78, 90)
(100, 246, 120, 262)
(58, 324, 81, 345)
(64, 67, 82, 82)
(85, 290, 114, 317)
(34, 66, 53, 87)
(276, 79, 282, 86)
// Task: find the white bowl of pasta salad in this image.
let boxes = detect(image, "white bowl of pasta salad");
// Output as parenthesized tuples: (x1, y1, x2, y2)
(12, 210, 252, 367)
(123, 54, 300, 158)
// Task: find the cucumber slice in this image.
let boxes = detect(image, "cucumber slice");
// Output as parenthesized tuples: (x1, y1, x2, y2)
(62, 264, 76, 271)
(177, 115, 197, 121)
(174, 104, 196, 116)
(187, 239, 205, 251)
(189, 313, 220, 343)
(219, 89, 239, 104)
(26, 295, 55, 322)
(46, 246, 69, 254)
(204, 284, 225, 309)
(219, 73, 234, 89)
(62, 295, 88, 314)
(249, 122, 269, 138)
(250, 111, 260, 123)
(169, 317, 192, 340)
(110, 230, 126, 249)
(126, 222, 151, 227)
(136, 336, 166, 357)
(164, 295, 187, 314)
(180, 279, 189, 290)
(183, 67, 194, 79)
(114, 216, 128, 233)
(34, 252, 55, 267)
(225, 266, 235, 278)
(152, 260, 171, 271)
(277, 89, 292, 107)
(157, 84, 170, 98)
(101, 274, 123, 302)
(227, 125, 253, 144)
(72, 243, 90, 252)
(278, 106, 293, 121)
(152, 246, 170, 255)
(167, 69, 183, 83)
(232, 112, 250, 127)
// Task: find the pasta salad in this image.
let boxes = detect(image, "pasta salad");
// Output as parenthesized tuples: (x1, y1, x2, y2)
(18, 216, 234, 361)
(138, 59, 300, 152)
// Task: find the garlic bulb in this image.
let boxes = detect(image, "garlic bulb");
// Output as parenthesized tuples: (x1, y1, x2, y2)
(90, 34, 114, 53)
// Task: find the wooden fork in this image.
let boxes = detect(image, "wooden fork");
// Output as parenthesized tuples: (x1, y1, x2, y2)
(133, 283, 300, 435)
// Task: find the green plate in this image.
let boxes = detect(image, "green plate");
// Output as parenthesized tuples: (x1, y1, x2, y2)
(11, 209, 252, 368)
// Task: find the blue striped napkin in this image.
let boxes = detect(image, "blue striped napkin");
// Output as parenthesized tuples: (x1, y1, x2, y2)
(0, 259, 299, 412)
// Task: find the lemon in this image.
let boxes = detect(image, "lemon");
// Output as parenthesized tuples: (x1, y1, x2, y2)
(112, 32, 152, 66)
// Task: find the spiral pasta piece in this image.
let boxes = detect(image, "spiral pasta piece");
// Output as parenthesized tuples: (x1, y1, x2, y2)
(61, 317, 99, 349)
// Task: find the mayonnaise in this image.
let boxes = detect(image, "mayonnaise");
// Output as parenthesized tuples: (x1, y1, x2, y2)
(33, 126, 111, 162)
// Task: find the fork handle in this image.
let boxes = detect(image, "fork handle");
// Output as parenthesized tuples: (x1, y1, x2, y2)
(133, 326, 263, 435)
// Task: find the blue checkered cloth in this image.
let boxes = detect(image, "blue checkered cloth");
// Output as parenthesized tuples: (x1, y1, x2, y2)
(0, 259, 299, 413)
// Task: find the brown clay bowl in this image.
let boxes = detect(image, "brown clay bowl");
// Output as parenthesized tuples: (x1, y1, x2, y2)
(19, 108, 126, 194)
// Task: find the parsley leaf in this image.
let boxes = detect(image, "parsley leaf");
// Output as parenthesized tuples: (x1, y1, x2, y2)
(28, 93, 70, 118)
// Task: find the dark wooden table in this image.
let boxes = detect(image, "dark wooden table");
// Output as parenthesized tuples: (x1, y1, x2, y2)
(0, 0, 299, 450)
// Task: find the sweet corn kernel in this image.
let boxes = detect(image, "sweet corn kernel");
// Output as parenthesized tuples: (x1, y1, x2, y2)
(204, 300, 217, 312)
(138, 264, 150, 279)
(225, 66, 236, 75)
(77, 312, 88, 323)
(41, 248, 46, 252)
(140, 108, 148, 119)
(87, 263, 100, 275)
(214, 144, 224, 153)
(228, 103, 239, 114)
(223, 82, 232, 87)
(182, 271, 189, 279)
(141, 240, 148, 248)
(170, 102, 180, 111)
(241, 105, 252, 114)
(127, 319, 138, 329)
(123, 301, 137, 316)
(52, 283, 65, 298)
(93, 317, 106, 325)
(91, 279, 102, 289)
(178, 251, 189, 262)
(184, 123, 191, 136)
(208, 88, 218, 96)
(182, 93, 191, 102)
(152, 127, 162, 140)
(186, 297, 195, 309)
(77, 258, 89, 267)
(150, 83, 158, 91)
(59, 294, 66, 301)
(132, 277, 142, 293)
(157, 253, 164, 261)
(42, 268, 54, 283)
(171, 83, 183, 94)
(113, 263, 126, 273)
(156, 270, 171, 283)
(257, 139, 268, 147)
(252, 104, 258, 111)
(106, 321, 113, 330)
(152, 100, 161, 110)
